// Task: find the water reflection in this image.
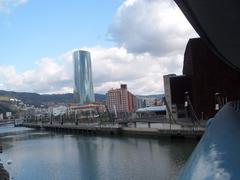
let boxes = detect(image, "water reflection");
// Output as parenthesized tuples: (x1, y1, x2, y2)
(0, 126, 196, 180)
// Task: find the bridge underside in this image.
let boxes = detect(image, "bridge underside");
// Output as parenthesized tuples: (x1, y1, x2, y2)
(175, 0, 240, 71)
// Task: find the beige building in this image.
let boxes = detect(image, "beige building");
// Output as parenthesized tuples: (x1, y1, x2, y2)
(106, 84, 135, 113)
(163, 74, 177, 119)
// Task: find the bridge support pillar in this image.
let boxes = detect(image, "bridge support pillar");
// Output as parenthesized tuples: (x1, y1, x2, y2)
(148, 122, 151, 128)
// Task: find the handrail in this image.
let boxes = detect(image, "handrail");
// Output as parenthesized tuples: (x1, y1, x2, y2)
(185, 94, 200, 125)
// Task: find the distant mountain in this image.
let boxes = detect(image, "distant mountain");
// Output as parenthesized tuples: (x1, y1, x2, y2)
(0, 90, 106, 107)
(136, 94, 164, 99)
(0, 90, 164, 108)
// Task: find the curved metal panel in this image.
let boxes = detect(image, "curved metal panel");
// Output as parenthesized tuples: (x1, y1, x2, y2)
(178, 103, 240, 179)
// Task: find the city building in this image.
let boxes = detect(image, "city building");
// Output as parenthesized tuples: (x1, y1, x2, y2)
(51, 105, 67, 116)
(73, 50, 95, 105)
(6, 112, 12, 119)
(136, 106, 166, 118)
(163, 74, 178, 119)
(136, 95, 163, 109)
(69, 103, 106, 114)
(106, 84, 136, 114)
(164, 38, 240, 120)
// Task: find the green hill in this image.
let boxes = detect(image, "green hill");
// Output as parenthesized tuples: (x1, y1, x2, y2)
(0, 90, 106, 107)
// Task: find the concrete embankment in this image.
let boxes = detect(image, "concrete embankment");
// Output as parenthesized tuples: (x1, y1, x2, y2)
(18, 123, 204, 139)
(120, 127, 203, 139)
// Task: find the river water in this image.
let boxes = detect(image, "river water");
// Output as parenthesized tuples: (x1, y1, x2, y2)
(0, 125, 197, 180)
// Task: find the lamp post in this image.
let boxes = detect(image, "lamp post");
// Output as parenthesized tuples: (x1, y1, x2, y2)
(50, 113, 53, 125)
(75, 110, 78, 125)
(61, 114, 63, 125)
(214, 92, 220, 111)
(184, 91, 189, 119)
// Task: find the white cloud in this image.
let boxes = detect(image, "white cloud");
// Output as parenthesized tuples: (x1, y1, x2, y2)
(108, 0, 197, 56)
(88, 46, 183, 94)
(0, 0, 196, 95)
(0, 46, 183, 95)
(0, 0, 27, 14)
(0, 56, 72, 94)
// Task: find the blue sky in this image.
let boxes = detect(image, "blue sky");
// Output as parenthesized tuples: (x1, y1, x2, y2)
(0, 0, 197, 94)
(0, 0, 122, 72)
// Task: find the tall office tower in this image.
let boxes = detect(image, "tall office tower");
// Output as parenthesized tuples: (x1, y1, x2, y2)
(73, 50, 95, 105)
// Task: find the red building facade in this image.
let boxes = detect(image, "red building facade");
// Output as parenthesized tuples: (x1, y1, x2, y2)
(106, 84, 136, 113)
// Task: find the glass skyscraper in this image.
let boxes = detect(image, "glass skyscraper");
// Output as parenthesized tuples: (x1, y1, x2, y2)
(73, 50, 95, 105)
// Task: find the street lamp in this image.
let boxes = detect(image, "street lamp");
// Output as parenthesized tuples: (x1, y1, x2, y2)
(215, 92, 220, 111)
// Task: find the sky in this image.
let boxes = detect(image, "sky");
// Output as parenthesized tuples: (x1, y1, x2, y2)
(0, 0, 197, 95)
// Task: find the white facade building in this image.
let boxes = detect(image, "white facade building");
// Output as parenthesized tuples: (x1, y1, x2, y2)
(163, 74, 177, 119)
